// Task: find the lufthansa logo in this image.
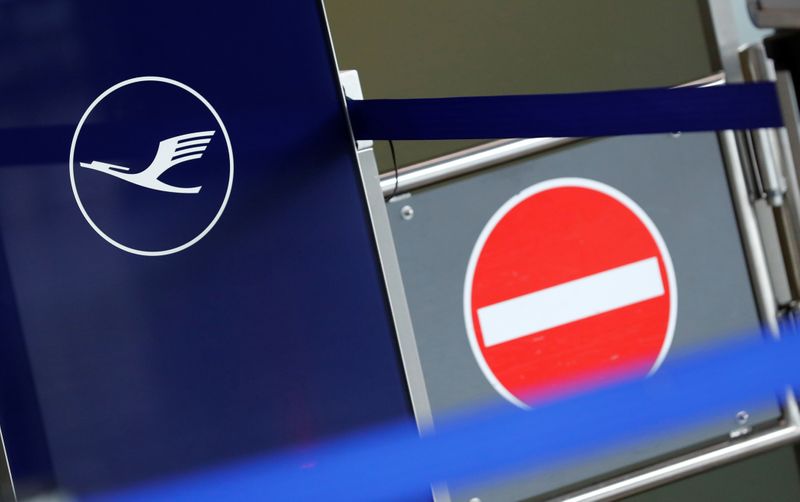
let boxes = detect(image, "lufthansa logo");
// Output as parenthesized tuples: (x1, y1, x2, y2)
(70, 76, 234, 256)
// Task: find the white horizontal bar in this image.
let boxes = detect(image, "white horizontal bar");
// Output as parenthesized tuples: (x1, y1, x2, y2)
(477, 257, 665, 347)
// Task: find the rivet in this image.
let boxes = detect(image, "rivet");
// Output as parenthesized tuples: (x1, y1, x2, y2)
(736, 410, 750, 425)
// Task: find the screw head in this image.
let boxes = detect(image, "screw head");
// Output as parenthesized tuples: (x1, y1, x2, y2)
(401, 205, 414, 220)
(736, 410, 750, 425)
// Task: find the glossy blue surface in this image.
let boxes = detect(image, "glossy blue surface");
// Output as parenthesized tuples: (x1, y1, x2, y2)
(0, 1, 411, 495)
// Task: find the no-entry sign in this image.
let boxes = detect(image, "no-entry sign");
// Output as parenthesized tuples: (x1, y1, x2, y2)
(464, 177, 677, 408)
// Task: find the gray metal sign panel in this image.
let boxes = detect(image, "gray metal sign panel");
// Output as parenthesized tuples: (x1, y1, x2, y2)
(385, 132, 782, 501)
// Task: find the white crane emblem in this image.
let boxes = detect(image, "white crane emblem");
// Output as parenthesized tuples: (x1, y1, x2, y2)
(79, 130, 215, 194)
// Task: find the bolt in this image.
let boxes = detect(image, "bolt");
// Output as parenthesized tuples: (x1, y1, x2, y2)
(736, 410, 750, 425)
(671, 131, 682, 138)
(401, 205, 414, 221)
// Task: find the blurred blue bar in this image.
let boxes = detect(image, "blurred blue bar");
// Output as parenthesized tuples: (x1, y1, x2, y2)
(85, 331, 800, 502)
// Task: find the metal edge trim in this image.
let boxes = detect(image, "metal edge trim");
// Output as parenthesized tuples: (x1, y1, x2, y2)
(317, 9, 443, 502)
(774, 71, 800, 302)
(557, 413, 800, 502)
(378, 72, 725, 197)
(719, 129, 782, 335)
(749, 7, 800, 30)
(321, 5, 445, 499)
(353, 150, 437, 433)
(0, 427, 15, 501)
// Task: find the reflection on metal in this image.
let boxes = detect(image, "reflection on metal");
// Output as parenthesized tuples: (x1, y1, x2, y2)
(0, 427, 15, 502)
(708, 0, 797, 316)
(748, 0, 800, 29)
(708, 0, 774, 82)
(557, 411, 800, 502)
(740, 45, 787, 207)
(334, 62, 437, 434)
(382, 136, 574, 197)
(720, 129, 782, 335)
(354, 147, 436, 431)
(774, 71, 800, 308)
(378, 73, 725, 197)
(740, 44, 800, 307)
(731, 409, 753, 438)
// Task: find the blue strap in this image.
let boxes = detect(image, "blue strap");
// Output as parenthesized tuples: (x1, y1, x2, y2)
(347, 82, 783, 140)
(86, 330, 800, 502)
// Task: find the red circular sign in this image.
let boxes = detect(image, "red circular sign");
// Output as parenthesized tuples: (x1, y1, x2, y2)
(464, 178, 677, 408)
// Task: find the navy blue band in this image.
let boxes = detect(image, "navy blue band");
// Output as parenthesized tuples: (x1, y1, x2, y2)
(347, 82, 783, 140)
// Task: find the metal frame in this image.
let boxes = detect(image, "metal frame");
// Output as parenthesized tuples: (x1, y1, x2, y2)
(775, 70, 800, 306)
(322, 1, 800, 500)
(379, 72, 726, 197)
(748, 0, 800, 29)
(557, 404, 800, 502)
(0, 429, 15, 502)
(718, 128, 782, 335)
(320, 3, 436, 436)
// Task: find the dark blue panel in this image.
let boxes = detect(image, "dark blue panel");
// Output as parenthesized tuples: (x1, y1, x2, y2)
(0, 0, 411, 495)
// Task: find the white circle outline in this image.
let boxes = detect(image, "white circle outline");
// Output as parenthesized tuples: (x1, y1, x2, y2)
(69, 76, 234, 257)
(463, 177, 678, 409)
